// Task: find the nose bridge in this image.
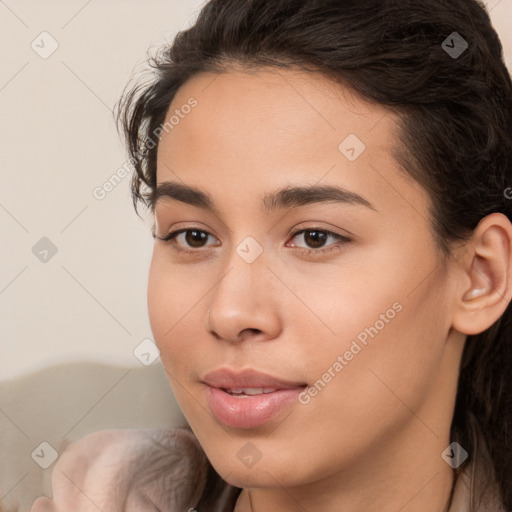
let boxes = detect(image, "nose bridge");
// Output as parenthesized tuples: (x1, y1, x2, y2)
(218, 230, 268, 296)
(206, 234, 281, 342)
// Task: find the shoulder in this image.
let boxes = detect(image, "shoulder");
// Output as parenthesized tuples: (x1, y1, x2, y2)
(32, 428, 210, 512)
(58, 427, 208, 476)
(85, 428, 209, 504)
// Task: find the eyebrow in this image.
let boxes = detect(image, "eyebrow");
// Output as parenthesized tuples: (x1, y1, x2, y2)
(151, 180, 376, 215)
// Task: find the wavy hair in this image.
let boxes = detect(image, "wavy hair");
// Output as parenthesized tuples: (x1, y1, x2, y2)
(115, 0, 512, 507)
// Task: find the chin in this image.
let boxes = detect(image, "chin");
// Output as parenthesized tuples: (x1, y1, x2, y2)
(207, 449, 310, 489)
(221, 466, 292, 489)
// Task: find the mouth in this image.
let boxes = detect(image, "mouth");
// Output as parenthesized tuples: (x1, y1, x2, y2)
(202, 368, 307, 429)
(222, 387, 280, 397)
(202, 367, 307, 389)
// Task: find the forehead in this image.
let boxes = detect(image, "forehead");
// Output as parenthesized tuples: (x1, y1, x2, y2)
(155, 67, 430, 221)
(159, 66, 395, 156)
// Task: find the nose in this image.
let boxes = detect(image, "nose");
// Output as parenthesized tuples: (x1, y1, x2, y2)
(206, 245, 282, 344)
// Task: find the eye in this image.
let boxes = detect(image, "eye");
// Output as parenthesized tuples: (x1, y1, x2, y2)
(287, 228, 351, 254)
(154, 226, 351, 256)
(154, 228, 219, 254)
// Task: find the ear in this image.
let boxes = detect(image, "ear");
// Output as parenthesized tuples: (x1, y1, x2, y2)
(452, 213, 512, 336)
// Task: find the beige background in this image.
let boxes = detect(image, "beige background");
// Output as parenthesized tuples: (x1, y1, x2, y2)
(0, 0, 511, 510)
(1, 0, 207, 381)
(1, 0, 511, 382)
(0, 1, 206, 509)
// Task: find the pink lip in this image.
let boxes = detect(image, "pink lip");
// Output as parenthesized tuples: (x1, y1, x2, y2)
(202, 368, 306, 389)
(202, 368, 307, 429)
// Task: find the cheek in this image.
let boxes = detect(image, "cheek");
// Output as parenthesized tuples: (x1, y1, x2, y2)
(299, 248, 450, 427)
(147, 251, 207, 377)
(316, 276, 450, 438)
(148, 251, 191, 342)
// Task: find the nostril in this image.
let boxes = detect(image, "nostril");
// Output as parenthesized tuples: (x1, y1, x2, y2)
(238, 328, 263, 340)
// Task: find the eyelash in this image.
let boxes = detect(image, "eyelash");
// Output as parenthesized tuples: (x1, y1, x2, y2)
(155, 227, 351, 256)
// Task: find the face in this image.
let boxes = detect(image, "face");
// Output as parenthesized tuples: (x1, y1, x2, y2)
(148, 67, 460, 489)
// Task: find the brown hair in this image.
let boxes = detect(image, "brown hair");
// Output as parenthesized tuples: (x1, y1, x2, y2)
(115, 0, 512, 507)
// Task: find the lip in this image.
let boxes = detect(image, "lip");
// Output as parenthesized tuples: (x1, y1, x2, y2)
(202, 368, 307, 429)
(202, 367, 306, 389)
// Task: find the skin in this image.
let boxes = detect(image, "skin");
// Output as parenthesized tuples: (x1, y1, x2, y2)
(29, 66, 512, 512)
(148, 67, 512, 512)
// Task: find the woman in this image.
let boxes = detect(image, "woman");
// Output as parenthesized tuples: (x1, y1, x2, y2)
(30, 0, 512, 511)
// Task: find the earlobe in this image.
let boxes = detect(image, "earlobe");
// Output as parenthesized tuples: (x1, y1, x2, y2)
(452, 213, 512, 336)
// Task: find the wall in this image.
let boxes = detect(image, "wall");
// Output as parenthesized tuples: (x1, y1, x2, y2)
(1, 0, 511, 382)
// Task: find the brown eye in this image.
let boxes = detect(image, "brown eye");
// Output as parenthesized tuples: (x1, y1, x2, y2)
(289, 228, 351, 254)
(156, 228, 219, 253)
(302, 230, 328, 248)
(184, 229, 209, 247)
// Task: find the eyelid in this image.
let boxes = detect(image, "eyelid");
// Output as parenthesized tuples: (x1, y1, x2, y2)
(286, 221, 354, 240)
(153, 222, 218, 242)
